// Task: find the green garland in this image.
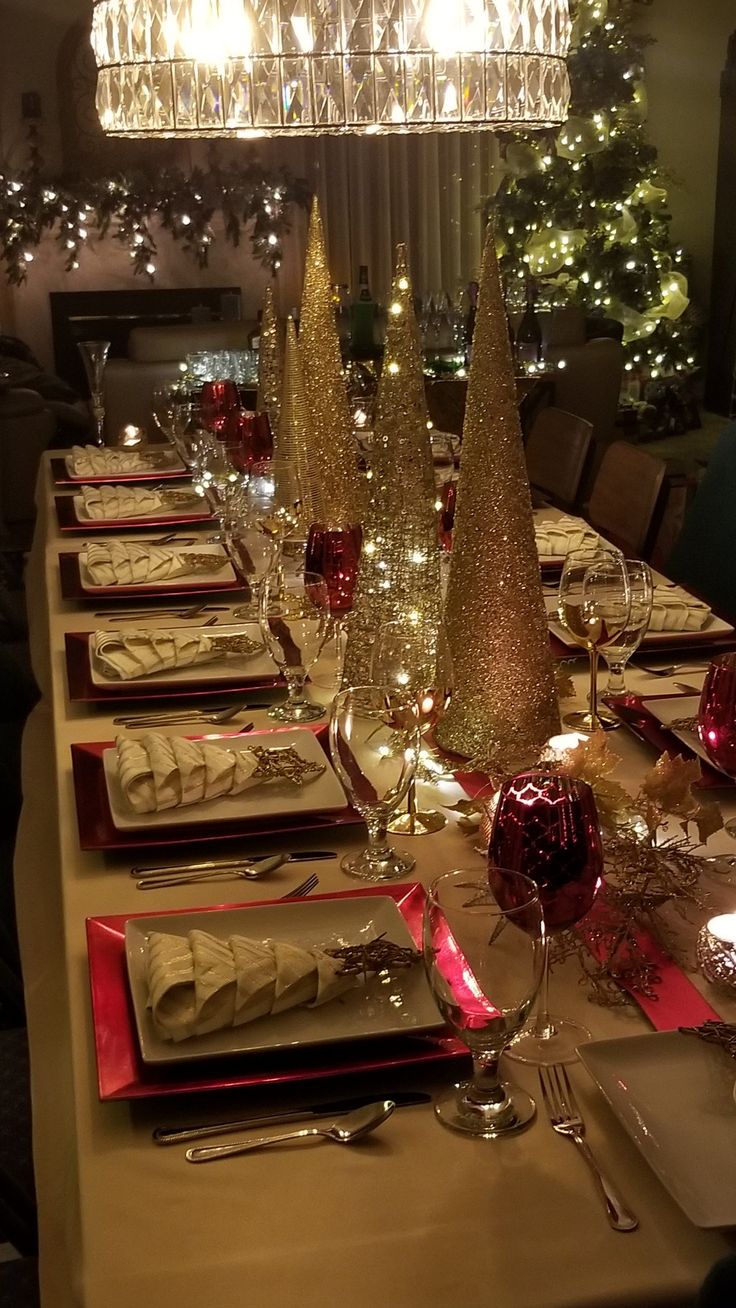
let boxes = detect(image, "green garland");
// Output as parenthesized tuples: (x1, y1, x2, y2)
(489, 0, 700, 378)
(0, 151, 310, 286)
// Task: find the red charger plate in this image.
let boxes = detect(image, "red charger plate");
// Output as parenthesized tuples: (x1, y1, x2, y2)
(55, 493, 214, 534)
(85, 882, 468, 1101)
(71, 724, 365, 851)
(51, 455, 189, 487)
(604, 693, 735, 790)
(59, 551, 245, 602)
(64, 630, 282, 703)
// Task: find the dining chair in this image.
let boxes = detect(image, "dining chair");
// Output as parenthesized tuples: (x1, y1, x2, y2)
(586, 440, 667, 559)
(524, 407, 593, 511)
(667, 420, 736, 623)
(0, 1254, 39, 1308)
(0, 1027, 38, 1260)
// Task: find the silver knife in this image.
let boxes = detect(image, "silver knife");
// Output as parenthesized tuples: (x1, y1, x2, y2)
(153, 1091, 432, 1145)
(132, 851, 336, 878)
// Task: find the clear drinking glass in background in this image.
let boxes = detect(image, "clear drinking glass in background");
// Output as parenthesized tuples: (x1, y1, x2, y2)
(557, 547, 631, 732)
(423, 868, 544, 1137)
(77, 339, 111, 447)
(329, 686, 420, 881)
(370, 616, 453, 835)
(151, 382, 192, 452)
(602, 559, 654, 697)
(259, 569, 329, 723)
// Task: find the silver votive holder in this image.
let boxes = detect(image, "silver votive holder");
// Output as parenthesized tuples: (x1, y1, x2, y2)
(697, 916, 736, 992)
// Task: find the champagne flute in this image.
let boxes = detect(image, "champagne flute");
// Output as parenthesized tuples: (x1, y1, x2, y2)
(77, 340, 110, 447)
(370, 617, 452, 835)
(489, 771, 604, 1065)
(557, 548, 631, 732)
(329, 686, 419, 881)
(259, 570, 329, 723)
(423, 868, 544, 1136)
(601, 559, 654, 698)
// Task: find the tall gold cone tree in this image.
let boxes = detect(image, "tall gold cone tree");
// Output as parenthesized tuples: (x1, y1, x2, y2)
(436, 223, 560, 762)
(299, 197, 364, 529)
(343, 244, 442, 686)
(275, 318, 325, 526)
(256, 283, 282, 437)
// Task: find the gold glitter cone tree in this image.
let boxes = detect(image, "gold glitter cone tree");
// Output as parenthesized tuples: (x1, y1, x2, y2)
(256, 282, 282, 437)
(299, 197, 364, 529)
(436, 223, 560, 763)
(343, 244, 442, 686)
(275, 318, 325, 526)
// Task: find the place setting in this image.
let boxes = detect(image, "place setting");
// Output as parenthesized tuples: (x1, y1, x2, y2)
(59, 538, 245, 601)
(51, 442, 188, 486)
(54, 480, 214, 532)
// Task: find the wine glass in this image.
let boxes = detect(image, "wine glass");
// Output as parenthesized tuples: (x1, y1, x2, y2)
(698, 653, 736, 841)
(247, 459, 304, 545)
(489, 771, 603, 1065)
(199, 379, 240, 435)
(151, 382, 192, 449)
(77, 340, 110, 447)
(557, 548, 631, 732)
(370, 617, 452, 835)
(329, 686, 420, 881)
(305, 523, 363, 682)
(198, 430, 248, 540)
(423, 868, 545, 1137)
(601, 559, 654, 699)
(259, 569, 329, 723)
(225, 521, 278, 621)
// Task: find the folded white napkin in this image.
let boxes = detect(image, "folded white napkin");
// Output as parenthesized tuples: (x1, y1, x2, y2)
(535, 516, 598, 558)
(80, 484, 164, 520)
(146, 929, 355, 1041)
(648, 585, 711, 632)
(84, 541, 204, 586)
(93, 629, 220, 680)
(116, 734, 261, 813)
(70, 445, 154, 477)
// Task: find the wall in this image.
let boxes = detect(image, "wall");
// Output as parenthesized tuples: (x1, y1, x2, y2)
(633, 0, 735, 312)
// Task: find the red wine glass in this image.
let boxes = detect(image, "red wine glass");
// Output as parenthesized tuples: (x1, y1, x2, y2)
(489, 770, 604, 1064)
(305, 525, 362, 618)
(699, 653, 736, 841)
(200, 380, 240, 436)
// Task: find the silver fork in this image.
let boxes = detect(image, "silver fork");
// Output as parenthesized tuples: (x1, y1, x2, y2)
(281, 872, 319, 899)
(538, 1064, 639, 1232)
(634, 662, 709, 678)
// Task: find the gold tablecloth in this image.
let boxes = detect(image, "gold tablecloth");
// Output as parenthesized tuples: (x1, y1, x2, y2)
(14, 456, 736, 1307)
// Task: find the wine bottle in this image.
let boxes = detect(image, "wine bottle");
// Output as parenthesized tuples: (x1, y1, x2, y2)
(465, 281, 479, 365)
(516, 284, 543, 366)
(350, 264, 377, 355)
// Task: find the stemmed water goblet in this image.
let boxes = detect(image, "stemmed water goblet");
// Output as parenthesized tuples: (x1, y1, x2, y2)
(489, 771, 603, 1065)
(225, 521, 278, 621)
(305, 523, 362, 680)
(259, 569, 330, 723)
(329, 686, 420, 881)
(77, 340, 110, 447)
(601, 559, 654, 701)
(151, 382, 193, 453)
(557, 548, 631, 732)
(370, 616, 452, 835)
(423, 868, 545, 1136)
(247, 459, 304, 546)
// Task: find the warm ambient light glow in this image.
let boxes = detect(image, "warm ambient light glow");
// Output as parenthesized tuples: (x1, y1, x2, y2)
(91, 0, 571, 138)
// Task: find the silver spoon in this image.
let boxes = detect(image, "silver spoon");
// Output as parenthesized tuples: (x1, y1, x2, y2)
(185, 1100, 396, 1163)
(113, 703, 248, 727)
(136, 852, 286, 890)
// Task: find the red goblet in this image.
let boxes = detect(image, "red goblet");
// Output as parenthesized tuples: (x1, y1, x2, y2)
(200, 380, 240, 436)
(699, 653, 736, 779)
(489, 770, 603, 1064)
(305, 524, 363, 617)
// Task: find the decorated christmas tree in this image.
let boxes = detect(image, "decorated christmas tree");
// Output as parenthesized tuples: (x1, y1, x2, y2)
(491, 0, 698, 386)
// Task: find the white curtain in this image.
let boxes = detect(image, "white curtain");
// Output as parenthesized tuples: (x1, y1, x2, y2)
(266, 133, 503, 304)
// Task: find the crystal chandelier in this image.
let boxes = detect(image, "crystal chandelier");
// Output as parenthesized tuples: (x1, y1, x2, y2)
(91, 0, 571, 138)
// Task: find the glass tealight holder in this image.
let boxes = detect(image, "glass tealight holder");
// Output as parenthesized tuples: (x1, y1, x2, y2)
(697, 916, 736, 993)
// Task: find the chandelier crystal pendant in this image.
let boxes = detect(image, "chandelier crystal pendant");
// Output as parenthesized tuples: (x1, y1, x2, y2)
(91, 0, 571, 138)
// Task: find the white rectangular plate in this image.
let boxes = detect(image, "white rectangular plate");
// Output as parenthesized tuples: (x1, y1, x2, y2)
(125, 895, 443, 1064)
(546, 603, 734, 649)
(580, 1031, 736, 1228)
(103, 727, 348, 831)
(642, 695, 733, 777)
(72, 488, 200, 523)
(79, 543, 235, 592)
(65, 449, 185, 479)
(89, 623, 277, 688)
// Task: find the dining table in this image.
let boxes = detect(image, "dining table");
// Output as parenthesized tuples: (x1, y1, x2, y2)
(14, 452, 736, 1308)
